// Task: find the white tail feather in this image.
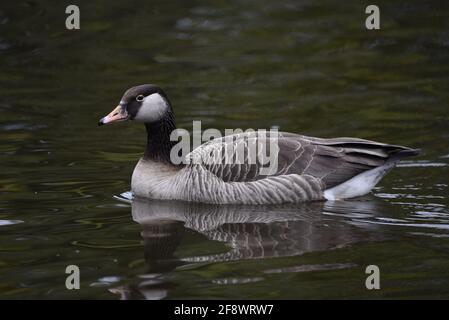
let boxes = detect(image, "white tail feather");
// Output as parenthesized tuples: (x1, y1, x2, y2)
(323, 161, 396, 200)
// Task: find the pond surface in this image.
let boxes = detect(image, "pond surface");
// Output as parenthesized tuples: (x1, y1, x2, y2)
(1, 0, 449, 299)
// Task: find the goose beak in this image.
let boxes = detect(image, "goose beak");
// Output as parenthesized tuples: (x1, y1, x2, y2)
(98, 105, 129, 126)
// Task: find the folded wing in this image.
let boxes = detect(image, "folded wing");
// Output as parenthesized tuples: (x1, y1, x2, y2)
(186, 131, 419, 189)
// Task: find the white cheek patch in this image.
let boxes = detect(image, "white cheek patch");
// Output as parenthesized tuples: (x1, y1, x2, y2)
(134, 93, 169, 122)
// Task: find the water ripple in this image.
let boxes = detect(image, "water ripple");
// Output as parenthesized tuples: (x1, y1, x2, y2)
(0, 219, 24, 226)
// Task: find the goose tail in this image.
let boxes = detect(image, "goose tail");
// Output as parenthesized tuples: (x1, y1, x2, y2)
(387, 148, 420, 163)
(323, 146, 420, 201)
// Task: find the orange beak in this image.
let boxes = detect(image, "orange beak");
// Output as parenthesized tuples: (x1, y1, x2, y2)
(98, 105, 129, 126)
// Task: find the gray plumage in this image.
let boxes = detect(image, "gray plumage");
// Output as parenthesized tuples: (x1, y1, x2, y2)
(131, 131, 419, 204)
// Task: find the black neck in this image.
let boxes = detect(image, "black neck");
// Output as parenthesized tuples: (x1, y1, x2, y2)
(144, 111, 178, 164)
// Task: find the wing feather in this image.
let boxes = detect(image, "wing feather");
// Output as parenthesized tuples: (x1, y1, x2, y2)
(185, 132, 417, 188)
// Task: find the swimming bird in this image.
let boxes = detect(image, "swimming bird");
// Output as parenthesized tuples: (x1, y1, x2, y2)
(98, 84, 419, 204)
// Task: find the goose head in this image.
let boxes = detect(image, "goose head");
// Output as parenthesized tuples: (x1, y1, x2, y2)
(98, 84, 172, 126)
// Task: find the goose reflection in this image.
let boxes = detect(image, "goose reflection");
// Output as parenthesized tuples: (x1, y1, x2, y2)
(110, 197, 388, 299)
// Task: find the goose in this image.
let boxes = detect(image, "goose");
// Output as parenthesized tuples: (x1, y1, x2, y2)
(98, 84, 419, 205)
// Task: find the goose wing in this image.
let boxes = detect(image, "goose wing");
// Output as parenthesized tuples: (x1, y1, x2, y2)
(186, 131, 418, 188)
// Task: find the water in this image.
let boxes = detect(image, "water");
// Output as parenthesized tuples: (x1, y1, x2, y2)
(1, 0, 449, 299)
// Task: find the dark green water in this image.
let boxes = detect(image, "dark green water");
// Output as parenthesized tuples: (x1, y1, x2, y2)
(1, 0, 449, 299)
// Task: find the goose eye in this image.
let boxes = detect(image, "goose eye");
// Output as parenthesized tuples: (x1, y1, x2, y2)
(136, 95, 145, 102)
